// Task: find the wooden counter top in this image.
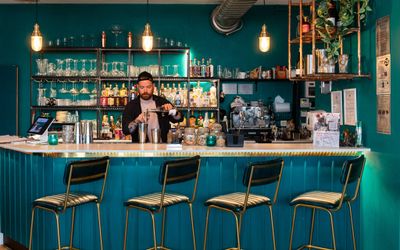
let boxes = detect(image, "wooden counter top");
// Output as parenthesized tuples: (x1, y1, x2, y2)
(0, 142, 370, 158)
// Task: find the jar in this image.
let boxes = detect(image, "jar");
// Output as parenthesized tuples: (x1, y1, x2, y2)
(216, 132, 226, 147)
(206, 134, 217, 146)
(184, 127, 196, 145)
(48, 133, 59, 145)
(196, 127, 209, 146)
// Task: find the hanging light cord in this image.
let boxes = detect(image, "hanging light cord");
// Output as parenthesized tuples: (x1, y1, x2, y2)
(35, 0, 38, 23)
(146, 0, 149, 23)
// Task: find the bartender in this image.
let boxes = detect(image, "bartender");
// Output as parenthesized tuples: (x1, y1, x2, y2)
(122, 71, 183, 142)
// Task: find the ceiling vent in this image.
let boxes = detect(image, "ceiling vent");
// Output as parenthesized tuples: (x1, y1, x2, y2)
(210, 0, 258, 35)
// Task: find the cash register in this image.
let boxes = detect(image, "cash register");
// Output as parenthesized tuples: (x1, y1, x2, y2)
(27, 116, 54, 144)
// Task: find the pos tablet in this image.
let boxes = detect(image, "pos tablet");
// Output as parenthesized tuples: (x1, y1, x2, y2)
(27, 116, 54, 143)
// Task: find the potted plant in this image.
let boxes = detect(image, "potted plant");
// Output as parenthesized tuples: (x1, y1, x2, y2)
(315, 0, 371, 62)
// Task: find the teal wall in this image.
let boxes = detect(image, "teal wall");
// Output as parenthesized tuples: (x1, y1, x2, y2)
(0, 4, 291, 135)
(314, 0, 400, 248)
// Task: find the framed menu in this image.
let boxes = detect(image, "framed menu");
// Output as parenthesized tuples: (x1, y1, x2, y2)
(331, 91, 343, 124)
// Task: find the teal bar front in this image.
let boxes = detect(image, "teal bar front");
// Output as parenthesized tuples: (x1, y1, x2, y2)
(0, 149, 362, 250)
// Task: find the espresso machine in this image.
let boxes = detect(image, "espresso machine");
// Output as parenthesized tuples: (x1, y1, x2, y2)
(229, 97, 274, 142)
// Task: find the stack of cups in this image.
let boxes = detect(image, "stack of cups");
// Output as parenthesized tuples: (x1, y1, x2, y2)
(62, 125, 74, 143)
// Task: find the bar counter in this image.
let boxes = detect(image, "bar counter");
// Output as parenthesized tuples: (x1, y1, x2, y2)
(0, 143, 369, 249)
(0, 142, 369, 157)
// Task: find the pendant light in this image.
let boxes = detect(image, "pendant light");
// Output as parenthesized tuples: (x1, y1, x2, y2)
(31, 0, 43, 52)
(258, 0, 270, 53)
(142, 0, 153, 52)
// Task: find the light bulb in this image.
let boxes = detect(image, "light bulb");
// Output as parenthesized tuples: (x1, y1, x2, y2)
(258, 24, 270, 53)
(31, 23, 43, 52)
(142, 23, 153, 52)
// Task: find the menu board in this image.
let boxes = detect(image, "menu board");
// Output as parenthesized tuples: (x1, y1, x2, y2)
(376, 55, 391, 95)
(331, 91, 343, 124)
(376, 16, 390, 57)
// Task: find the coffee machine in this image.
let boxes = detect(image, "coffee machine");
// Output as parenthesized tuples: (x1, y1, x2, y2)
(229, 97, 274, 142)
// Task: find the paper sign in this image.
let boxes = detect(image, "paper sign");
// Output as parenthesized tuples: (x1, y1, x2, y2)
(376, 16, 390, 57)
(344, 88, 357, 126)
(377, 95, 391, 134)
(222, 83, 237, 95)
(331, 91, 343, 125)
(238, 84, 253, 95)
(376, 55, 391, 95)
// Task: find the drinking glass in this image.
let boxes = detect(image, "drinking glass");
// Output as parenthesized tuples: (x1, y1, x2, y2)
(80, 59, 88, 77)
(119, 62, 126, 77)
(50, 81, 57, 98)
(36, 58, 48, 76)
(56, 59, 64, 76)
(101, 62, 109, 76)
(111, 62, 119, 76)
(64, 58, 72, 76)
(111, 25, 122, 47)
(89, 59, 97, 76)
(59, 80, 68, 94)
(80, 80, 90, 94)
(72, 59, 79, 76)
(173, 65, 179, 77)
(165, 65, 170, 76)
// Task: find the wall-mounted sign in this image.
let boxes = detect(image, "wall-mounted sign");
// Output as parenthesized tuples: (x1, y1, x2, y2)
(376, 55, 391, 95)
(377, 95, 391, 134)
(344, 88, 357, 126)
(331, 90, 343, 125)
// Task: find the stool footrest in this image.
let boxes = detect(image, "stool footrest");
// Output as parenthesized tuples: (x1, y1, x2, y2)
(296, 244, 333, 250)
(226, 248, 244, 250)
(146, 246, 171, 250)
(60, 247, 79, 250)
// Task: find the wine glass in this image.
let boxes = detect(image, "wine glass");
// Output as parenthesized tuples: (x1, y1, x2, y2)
(56, 59, 64, 76)
(89, 59, 97, 76)
(80, 59, 88, 77)
(111, 25, 123, 47)
(80, 80, 90, 94)
(59, 80, 68, 94)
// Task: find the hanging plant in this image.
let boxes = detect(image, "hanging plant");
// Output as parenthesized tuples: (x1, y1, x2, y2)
(315, 0, 371, 60)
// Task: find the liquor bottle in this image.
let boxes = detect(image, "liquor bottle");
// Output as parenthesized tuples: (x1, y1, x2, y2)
(130, 85, 137, 101)
(193, 58, 198, 77)
(197, 113, 204, 127)
(208, 58, 214, 77)
(209, 112, 216, 126)
(107, 84, 114, 106)
(109, 115, 116, 138)
(182, 83, 188, 107)
(100, 83, 108, 107)
(113, 84, 120, 107)
(127, 32, 133, 48)
(189, 110, 196, 127)
(189, 59, 193, 77)
(120, 83, 128, 106)
(209, 82, 217, 106)
(101, 31, 106, 48)
(203, 112, 210, 128)
(175, 91, 181, 107)
(160, 83, 165, 98)
(201, 58, 206, 77)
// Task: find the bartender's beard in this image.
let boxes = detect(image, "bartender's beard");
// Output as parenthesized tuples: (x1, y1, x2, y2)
(140, 93, 152, 100)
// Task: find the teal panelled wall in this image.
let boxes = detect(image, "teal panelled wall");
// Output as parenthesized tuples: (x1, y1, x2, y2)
(0, 4, 291, 136)
(313, 0, 400, 248)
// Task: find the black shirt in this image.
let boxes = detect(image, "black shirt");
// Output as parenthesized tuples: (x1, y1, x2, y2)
(122, 95, 183, 142)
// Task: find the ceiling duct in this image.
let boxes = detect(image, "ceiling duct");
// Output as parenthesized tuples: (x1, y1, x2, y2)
(211, 0, 258, 35)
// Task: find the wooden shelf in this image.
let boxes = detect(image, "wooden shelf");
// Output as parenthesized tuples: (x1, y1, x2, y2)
(31, 106, 98, 110)
(289, 73, 371, 81)
(291, 28, 360, 44)
(32, 76, 98, 81)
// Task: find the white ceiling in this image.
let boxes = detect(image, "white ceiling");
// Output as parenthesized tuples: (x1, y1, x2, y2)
(0, 0, 287, 4)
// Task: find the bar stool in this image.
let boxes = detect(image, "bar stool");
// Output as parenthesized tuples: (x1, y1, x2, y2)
(288, 155, 366, 250)
(28, 156, 110, 250)
(123, 155, 201, 250)
(203, 158, 284, 250)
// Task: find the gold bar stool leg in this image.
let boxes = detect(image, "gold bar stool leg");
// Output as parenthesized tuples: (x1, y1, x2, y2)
(268, 206, 277, 250)
(188, 203, 197, 250)
(96, 203, 104, 250)
(123, 208, 130, 250)
(289, 205, 298, 250)
(234, 213, 241, 250)
(203, 207, 211, 250)
(55, 213, 62, 250)
(347, 201, 357, 250)
(328, 211, 336, 250)
(150, 212, 157, 250)
(308, 208, 316, 248)
(69, 207, 76, 250)
(161, 207, 167, 248)
(29, 207, 36, 250)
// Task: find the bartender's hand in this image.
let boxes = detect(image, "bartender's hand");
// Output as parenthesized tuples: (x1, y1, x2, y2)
(161, 103, 174, 111)
(134, 113, 147, 123)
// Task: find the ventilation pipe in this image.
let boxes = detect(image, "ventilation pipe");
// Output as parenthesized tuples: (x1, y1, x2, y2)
(211, 0, 258, 35)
